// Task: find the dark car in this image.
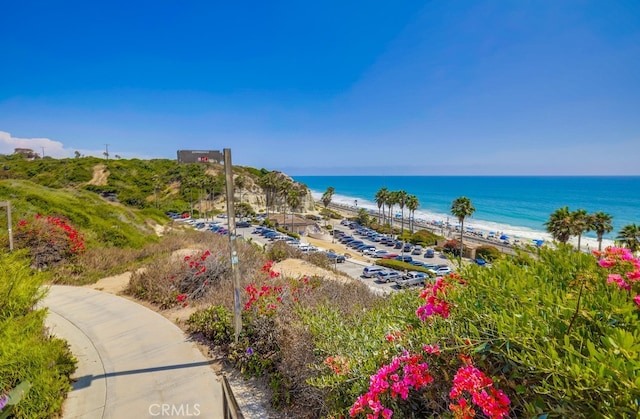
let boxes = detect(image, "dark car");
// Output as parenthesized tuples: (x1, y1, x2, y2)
(236, 221, 251, 228)
(395, 255, 413, 263)
(475, 258, 487, 266)
(326, 252, 346, 263)
(424, 248, 435, 258)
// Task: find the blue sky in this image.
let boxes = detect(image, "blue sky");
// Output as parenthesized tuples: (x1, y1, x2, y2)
(1, 0, 639, 175)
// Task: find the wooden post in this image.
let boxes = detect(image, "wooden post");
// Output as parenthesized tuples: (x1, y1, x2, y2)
(224, 149, 242, 342)
(0, 201, 13, 251)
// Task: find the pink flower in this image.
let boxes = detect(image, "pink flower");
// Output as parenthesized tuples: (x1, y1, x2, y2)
(634, 294, 640, 308)
(598, 259, 615, 268)
(423, 344, 441, 355)
(607, 274, 631, 290)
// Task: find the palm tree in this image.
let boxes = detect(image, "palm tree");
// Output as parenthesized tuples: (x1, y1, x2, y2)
(396, 190, 408, 236)
(235, 175, 246, 203)
(286, 187, 303, 232)
(450, 196, 475, 267)
(545, 206, 573, 244)
(321, 187, 335, 224)
(406, 195, 419, 234)
(386, 191, 399, 231)
(570, 209, 589, 252)
(590, 211, 613, 252)
(616, 223, 640, 253)
(277, 179, 293, 219)
(258, 172, 279, 217)
(374, 187, 389, 226)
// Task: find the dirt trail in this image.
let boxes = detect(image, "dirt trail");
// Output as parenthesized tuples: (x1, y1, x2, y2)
(87, 164, 109, 186)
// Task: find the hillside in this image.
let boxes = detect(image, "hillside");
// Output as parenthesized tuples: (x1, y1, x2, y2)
(0, 154, 314, 228)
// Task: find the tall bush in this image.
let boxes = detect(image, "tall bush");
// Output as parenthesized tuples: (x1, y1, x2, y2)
(0, 252, 76, 418)
(13, 214, 85, 269)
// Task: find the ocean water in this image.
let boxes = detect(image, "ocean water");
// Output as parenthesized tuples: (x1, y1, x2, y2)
(292, 176, 640, 249)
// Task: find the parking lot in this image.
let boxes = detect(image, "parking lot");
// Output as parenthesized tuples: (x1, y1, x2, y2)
(237, 220, 459, 296)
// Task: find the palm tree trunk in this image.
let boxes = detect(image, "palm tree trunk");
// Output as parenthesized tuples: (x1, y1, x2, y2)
(459, 219, 464, 268)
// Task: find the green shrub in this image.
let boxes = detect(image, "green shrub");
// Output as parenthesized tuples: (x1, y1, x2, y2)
(0, 252, 76, 418)
(475, 244, 501, 261)
(187, 305, 233, 345)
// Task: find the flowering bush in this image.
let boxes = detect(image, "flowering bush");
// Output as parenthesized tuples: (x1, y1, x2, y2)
(594, 246, 640, 308)
(346, 272, 511, 419)
(349, 352, 434, 418)
(243, 261, 317, 314)
(449, 358, 510, 419)
(166, 249, 229, 307)
(14, 214, 85, 268)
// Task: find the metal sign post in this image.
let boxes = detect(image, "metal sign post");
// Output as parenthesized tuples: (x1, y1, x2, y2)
(223, 149, 242, 342)
(0, 201, 13, 251)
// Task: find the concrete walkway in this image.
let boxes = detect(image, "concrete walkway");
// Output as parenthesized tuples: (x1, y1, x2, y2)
(43, 286, 224, 419)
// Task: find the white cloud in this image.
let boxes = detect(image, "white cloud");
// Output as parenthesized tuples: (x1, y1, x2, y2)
(0, 131, 74, 158)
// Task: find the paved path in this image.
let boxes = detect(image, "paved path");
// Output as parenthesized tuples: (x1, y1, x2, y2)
(43, 286, 224, 419)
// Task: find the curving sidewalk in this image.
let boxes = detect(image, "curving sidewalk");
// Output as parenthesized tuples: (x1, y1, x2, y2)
(43, 286, 224, 419)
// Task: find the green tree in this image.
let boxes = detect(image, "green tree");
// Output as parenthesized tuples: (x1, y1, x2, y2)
(590, 211, 613, 252)
(406, 195, 419, 234)
(617, 223, 640, 253)
(321, 186, 335, 225)
(235, 175, 246, 204)
(571, 209, 590, 252)
(396, 190, 408, 235)
(374, 187, 389, 226)
(356, 208, 371, 227)
(386, 191, 399, 230)
(450, 196, 475, 267)
(286, 187, 303, 232)
(545, 206, 573, 244)
(258, 171, 279, 217)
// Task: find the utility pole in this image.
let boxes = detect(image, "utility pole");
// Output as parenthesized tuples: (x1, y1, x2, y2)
(105, 144, 109, 161)
(41, 147, 45, 159)
(224, 148, 242, 342)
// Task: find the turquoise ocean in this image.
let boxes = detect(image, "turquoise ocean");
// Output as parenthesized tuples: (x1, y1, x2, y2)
(292, 176, 640, 249)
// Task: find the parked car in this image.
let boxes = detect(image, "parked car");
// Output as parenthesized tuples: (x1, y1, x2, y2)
(429, 266, 452, 276)
(395, 255, 413, 263)
(325, 252, 346, 263)
(236, 221, 251, 228)
(395, 271, 427, 288)
(376, 270, 403, 283)
(411, 245, 423, 255)
(373, 249, 390, 258)
(363, 248, 378, 257)
(424, 248, 435, 258)
(358, 244, 376, 253)
(380, 253, 400, 259)
(362, 266, 385, 278)
(394, 241, 403, 249)
(475, 258, 487, 266)
(409, 260, 424, 267)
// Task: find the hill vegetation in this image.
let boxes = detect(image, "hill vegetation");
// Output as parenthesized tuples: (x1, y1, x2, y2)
(1, 154, 639, 418)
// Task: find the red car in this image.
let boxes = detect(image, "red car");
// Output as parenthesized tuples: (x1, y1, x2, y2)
(380, 253, 399, 259)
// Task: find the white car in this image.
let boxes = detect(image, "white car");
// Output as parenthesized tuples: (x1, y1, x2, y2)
(363, 248, 378, 256)
(428, 266, 452, 276)
(373, 249, 390, 258)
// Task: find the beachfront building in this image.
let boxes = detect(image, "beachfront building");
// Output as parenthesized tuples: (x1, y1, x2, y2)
(268, 214, 317, 236)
